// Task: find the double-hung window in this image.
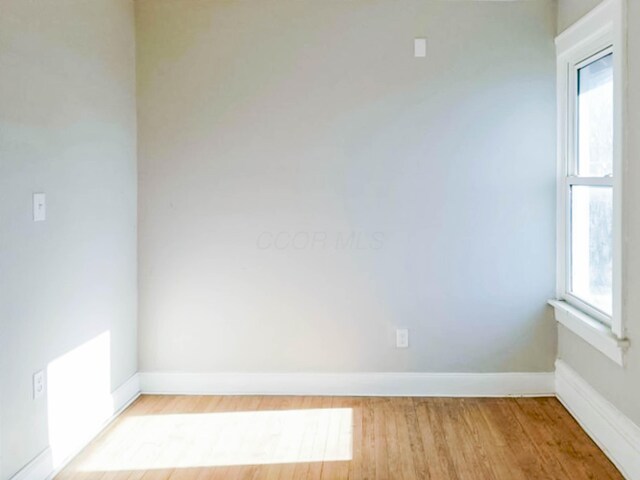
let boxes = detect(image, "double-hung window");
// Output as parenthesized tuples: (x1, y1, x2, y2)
(551, 0, 628, 365)
(567, 49, 614, 322)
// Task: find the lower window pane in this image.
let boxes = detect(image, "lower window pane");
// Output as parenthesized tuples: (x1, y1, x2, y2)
(571, 186, 613, 315)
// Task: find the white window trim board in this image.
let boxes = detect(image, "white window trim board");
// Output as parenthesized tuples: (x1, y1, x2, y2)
(549, 300, 629, 366)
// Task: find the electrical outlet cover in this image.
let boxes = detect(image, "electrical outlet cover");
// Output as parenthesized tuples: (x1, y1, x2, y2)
(33, 370, 45, 399)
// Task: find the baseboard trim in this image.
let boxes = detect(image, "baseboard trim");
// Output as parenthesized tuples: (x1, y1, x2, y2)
(9, 373, 141, 480)
(6, 449, 53, 480)
(555, 360, 640, 479)
(139, 371, 555, 397)
(111, 372, 141, 414)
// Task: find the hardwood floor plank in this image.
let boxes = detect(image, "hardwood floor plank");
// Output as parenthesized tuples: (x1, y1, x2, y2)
(391, 398, 419, 480)
(343, 397, 362, 480)
(509, 398, 573, 480)
(456, 399, 502, 479)
(462, 399, 525, 480)
(541, 398, 623, 479)
(371, 397, 390, 480)
(360, 397, 376, 480)
(414, 397, 459, 479)
(482, 398, 551, 479)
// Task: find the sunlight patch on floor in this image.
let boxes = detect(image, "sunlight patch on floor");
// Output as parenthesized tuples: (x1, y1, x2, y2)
(79, 408, 353, 470)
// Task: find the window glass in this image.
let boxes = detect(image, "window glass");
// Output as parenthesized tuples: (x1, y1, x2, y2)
(570, 185, 613, 315)
(577, 53, 613, 177)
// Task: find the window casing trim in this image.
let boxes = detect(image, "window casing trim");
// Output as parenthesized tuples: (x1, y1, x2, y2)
(552, 0, 627, 355)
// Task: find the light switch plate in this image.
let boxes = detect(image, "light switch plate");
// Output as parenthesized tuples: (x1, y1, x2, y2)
(33, 193, 46, 221)
(414, 38, 427, 58)
(396, 329, 409, 348)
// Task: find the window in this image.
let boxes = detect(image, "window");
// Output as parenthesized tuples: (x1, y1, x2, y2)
(568, 50, 614, 320)
(551, 0, 628, 365)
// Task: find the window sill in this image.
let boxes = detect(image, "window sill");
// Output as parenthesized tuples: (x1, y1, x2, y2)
(548, 300, 629, 366)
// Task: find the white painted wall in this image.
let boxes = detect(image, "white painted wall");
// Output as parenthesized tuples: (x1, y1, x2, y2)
(136, 0, 558, 374)
(556, 0, 604, 32)
(0, 1, 137, 478)
(556, 0, 640, 427)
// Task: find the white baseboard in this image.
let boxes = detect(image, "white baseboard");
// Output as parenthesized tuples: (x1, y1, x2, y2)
(6, 449, 53, 480)
(9, 373, 141, 480)
(555, 360, 640, 479)
(111, 372, 141, 413)
(139, 371, 555, 397)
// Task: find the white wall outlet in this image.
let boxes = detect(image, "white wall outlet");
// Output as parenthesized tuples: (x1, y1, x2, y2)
(33, 193, 46, 221)
(396, 328, 409, 348)
(414, 38, 427, 58)
(33, 370, 45, 399)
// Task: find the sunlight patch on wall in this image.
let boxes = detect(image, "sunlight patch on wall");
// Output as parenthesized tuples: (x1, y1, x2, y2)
(79, 408, 353, 470)
(47, 331, 112, 466)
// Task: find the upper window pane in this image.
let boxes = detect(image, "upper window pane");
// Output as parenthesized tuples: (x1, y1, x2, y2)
(577, 53, 613, 177)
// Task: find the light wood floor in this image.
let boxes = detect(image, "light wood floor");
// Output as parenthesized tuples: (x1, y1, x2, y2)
(57, 395, 622, 480)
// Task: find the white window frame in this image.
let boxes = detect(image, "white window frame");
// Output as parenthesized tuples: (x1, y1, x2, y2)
(550, 0, 628, 366)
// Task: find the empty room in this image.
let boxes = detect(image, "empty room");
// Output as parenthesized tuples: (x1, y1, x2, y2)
(1, 0, 639, 478)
